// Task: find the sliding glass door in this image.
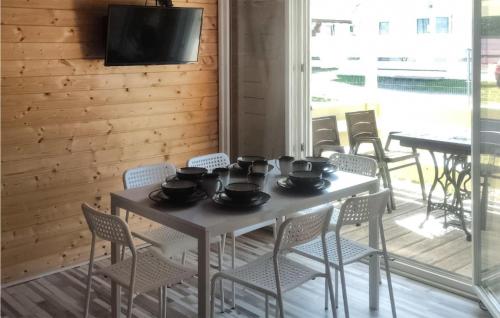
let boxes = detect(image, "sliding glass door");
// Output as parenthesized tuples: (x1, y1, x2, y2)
(308, 0, 475, 289)
(473, 0, 500, 314)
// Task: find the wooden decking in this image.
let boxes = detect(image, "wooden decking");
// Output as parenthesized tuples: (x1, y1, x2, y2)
(342, 181, 472, 278)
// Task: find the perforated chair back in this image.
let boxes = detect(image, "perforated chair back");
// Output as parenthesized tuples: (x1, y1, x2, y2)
(275, 204, 333, 254)
(187, 153, 230, 172)
(329, 153, 377, 177)
(123, 162, 176, 189)
(345, 110, 379, 150)
(335, 189, 390, 231)
(82, 203, 134, 251)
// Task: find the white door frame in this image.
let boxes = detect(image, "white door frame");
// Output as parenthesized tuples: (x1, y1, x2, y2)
(218, 0, 231, 155)
(285, 0, 311, 158)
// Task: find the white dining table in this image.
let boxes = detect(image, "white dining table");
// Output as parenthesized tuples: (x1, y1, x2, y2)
(109, 168, 380, 317)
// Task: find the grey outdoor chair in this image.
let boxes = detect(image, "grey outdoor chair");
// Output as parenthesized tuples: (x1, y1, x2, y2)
(188, 152, 278, 310)
(312, 115, 345, 156)
(82, 203, 196, 318)
(345, 110, 426, 210)
(293, 189, 397, 318)
(210, 204, 337, 318)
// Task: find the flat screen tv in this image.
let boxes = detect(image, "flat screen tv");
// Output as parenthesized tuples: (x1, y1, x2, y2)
(105, 5, 203, 66)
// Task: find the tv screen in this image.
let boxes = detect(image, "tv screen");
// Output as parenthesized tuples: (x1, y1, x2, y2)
(105, 5, 203, 66)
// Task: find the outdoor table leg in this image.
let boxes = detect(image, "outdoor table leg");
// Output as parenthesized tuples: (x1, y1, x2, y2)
(110, 200, 121, 318)
(369, 181, 380, 310)
(198, 230, 211, 317)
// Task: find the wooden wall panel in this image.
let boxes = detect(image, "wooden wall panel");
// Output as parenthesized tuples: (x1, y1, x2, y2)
(1, 0, 219, 283)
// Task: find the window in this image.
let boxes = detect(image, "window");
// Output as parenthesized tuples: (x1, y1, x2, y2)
(436, 17, 449, 33)
(417, 18, 430, 34)
(379, 21, 390, 34)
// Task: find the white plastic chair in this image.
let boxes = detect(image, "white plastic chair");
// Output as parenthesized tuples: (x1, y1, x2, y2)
(82, 203, 196, 318)
(293, 189, 397, 318)
(210, 204, 336, 318)
(188, 152, 278, 309)
(123, 162, 226, 311)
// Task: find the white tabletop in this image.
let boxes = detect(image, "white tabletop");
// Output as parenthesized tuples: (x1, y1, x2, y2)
(111, 170, 379, 236)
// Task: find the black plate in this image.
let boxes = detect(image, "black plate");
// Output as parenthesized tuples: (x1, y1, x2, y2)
(213, 191, 270, 208)
(149, 188, 207, 205)
(277, 177, 331, 192)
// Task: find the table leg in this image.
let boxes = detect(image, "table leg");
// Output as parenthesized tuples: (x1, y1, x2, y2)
(198, 230, 211, 317)
(110, 201, 121, 318)
(368, 182, 380, 311)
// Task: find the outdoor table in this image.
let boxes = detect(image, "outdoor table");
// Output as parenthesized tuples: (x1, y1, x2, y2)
(109, 166, 380, 317)
(390, 132, 472, 240)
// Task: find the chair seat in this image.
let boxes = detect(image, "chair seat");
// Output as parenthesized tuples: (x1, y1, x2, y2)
(218, 252, 323, 295)
(359, 150, 417, 162)
(293, 233, 379, 267)
(132, 226, 221, 257)
(98, 248, 196, 294)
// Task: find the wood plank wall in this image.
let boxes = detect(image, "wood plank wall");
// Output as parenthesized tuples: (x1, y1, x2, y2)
(1, 0, 219, 283)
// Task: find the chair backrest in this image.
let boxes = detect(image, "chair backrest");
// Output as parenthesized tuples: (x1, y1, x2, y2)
(329, 153, 377, 177)
(274, 204, 333, 254)
(313, 116, 341, 146)
(335, 189, 390, 232)
(123, 162, 176, 189)
(345, 110, 379, 150)
(82, 203, 135, 252)
(187, 153, 230, 172)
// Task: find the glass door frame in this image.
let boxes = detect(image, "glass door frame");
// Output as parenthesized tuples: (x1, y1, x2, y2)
(472, 0, 500, 314)
(292, 0, 478, 298)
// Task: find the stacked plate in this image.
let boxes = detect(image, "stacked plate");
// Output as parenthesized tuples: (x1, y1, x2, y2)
(277, 171, 331, 192)
(213, 182, 270, 208)
(149, 179, 207, 204)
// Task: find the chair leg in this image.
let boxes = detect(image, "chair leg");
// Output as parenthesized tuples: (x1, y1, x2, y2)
(324, 278, 328, 310)
(84, 267, 93, 318)
(338, 264, 349, 318)
(265, 294, 269, 318)
(415, 154, 427, 201)
(380, 223, 397, 318)
(335, 269, 339, 309)
(231, 234, 236, 309)
(159, 287, 164, 318)
(181, 251, 187, 265)
(276, 293, 285, 318)
(272, 223, 277, 241)
(210, 277, 218, 318)
(326, 275, 337, 318)
(126, 292, 134, 318)
(218, 240, 225, 313)
(378, 163, 392, 213)
(383, 162, 396, 210)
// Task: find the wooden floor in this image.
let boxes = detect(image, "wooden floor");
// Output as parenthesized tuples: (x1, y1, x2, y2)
(1, 182, 487, 318)
(1, 234, 489, 318)
(342, 181, 473, 278)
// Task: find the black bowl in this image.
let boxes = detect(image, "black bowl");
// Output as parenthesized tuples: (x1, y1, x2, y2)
(224, 182, 261, 201)
(237, 156, 265, 170)
(288, 171, 322, 187)
(305, 156, 331, 173)
(176, 167, 207, 181)
(161, 180, 198, 199)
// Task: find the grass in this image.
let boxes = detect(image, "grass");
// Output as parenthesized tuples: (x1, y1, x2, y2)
(334, 75, 469, 94)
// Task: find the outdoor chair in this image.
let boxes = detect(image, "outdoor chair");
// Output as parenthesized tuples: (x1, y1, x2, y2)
(293, 189, 397, 318)
(345, 110, 426, 210)
(123, 162, 226, 311)
(210, 204, 336, 318)
(82, 203, 196, 318)
(312, 115, 345, 156)
(188, 152, 278, 310)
